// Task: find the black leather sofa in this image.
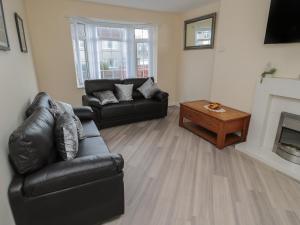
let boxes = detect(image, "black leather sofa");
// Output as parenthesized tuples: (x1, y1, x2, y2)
(83, 78, 169, 129)
(8, 92, 124, 225)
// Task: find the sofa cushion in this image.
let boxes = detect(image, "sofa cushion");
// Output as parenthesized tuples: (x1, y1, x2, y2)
(9, 108, 56, 174)
(134, 99, 162, 115)
(77, 137, 110, 157)
(55, 112, 79, 161)
(101, 102, 135, 119)
(85, 79, 122, 95)
(82, 120, 100, 138)
(23, 153, 123, 197)
(25, 92, 52, 117)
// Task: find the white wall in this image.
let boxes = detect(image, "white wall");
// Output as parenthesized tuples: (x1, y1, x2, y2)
(177, 2, 220, 103)
(210, 0, 300, 112)
(0, 0, 38, 224)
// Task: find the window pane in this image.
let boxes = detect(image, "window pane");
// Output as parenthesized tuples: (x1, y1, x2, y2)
(136, 42, 150, 78)
(78, 39, 89, 81)
(77, 23, 86, 40)
(97, 27, 126, 40)
(96, 26, 127, 79)
(135, 28, 149, 40)
(102, 40, 120, 50)
(135, 29, 143, 39)
(98, 38, 127, 79)
(143, 29, 149, 39)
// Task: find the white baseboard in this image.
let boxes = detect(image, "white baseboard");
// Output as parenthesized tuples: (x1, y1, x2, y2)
(236, 145, 300, 181)
(168, 102, 179, 107)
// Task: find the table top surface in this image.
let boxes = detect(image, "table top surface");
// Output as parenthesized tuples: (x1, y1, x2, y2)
(180, 100, 250, 122)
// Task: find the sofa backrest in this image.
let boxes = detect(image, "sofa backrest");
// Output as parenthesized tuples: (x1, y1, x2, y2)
(85, 77, 154, 97)
(25, 92, 53, 118)
(85, 79, 122, 95)
(9, 107, 57, 175)
(123, 77, 154, 90)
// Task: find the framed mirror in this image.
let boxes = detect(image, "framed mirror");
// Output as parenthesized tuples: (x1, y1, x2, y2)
(184, 13, 216, 50)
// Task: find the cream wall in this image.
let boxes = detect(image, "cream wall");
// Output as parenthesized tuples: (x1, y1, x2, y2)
(24, 0, 180, 106)
(210, 0, 300, 112)
(177, 2, 220, 102)
(22, 0, 300, 111)
(0, 0, 38, 224)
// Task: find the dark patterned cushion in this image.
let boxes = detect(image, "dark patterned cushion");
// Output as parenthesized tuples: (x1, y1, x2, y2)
(115, 84, 133, 101)
(93, 90, 119, 105)
(54, 112, 79, 161)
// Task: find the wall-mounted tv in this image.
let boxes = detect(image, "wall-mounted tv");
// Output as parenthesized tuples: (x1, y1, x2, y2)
(265, 0, 300, 44)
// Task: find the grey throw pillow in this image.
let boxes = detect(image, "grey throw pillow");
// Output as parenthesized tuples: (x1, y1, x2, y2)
(137, 78, 160, 99)
(93, 90, 119, 105)
(55, 101, 74, 115)
(55, 112, 79, 161)
(50, 101, 85, 140)
(115, 84, 134, 101)
(73, 115, 85, 140)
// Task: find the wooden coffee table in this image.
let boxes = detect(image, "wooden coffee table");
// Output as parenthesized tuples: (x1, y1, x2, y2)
(179, 100, 251, 149)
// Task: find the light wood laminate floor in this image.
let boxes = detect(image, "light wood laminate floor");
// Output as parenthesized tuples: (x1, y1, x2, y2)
(101, 106, 300, 225)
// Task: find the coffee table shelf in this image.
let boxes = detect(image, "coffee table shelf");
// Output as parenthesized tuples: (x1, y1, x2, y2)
(183, 122, 241, 147)
(179, 100, 251, 149)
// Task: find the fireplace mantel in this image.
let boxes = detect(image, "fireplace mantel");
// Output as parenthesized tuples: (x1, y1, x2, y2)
(236, 77, 300, 180)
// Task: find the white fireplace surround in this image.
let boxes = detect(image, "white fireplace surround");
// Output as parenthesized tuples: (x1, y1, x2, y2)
(236, 77, 300, 181)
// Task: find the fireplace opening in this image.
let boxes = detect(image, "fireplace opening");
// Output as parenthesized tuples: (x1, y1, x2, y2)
(273, 112, 300, 165)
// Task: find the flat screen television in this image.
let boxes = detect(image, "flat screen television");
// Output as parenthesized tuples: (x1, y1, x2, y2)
(265, 0, 300, 44)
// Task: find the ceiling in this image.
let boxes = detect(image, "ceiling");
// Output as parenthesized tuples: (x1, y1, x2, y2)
(80, 0, 217, 12)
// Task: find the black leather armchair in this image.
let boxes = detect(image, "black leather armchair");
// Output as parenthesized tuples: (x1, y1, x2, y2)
(83, 78, 169, 129)
(8, 93, 124, 225)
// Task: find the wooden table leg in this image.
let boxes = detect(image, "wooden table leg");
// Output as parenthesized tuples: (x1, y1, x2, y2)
(241, 117, 250, 142)
(217, 133, 226, 149)
(217, 124, 226, 149)
(179, 108, 184, 127)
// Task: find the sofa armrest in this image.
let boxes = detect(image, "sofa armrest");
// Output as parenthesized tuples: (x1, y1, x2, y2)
(153, 90, 169, 102)
(73, 106, 95, 121)
(8, 175, 27, 224)
(23, 153, 124, 197)
(9, 175, 24, 203)
(82, 95, 102, 108)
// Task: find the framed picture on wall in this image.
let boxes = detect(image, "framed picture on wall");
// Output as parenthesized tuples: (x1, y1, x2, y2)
(0, 0, 10, 51)
(15, 13, 28, 53)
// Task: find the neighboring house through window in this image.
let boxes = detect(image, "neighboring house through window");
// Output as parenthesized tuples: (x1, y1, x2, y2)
(70, 18, 157, 88)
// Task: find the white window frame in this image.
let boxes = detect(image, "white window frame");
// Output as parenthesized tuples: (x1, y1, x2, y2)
(70, 18, 157, 88)
(134, 25, 154, 78)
